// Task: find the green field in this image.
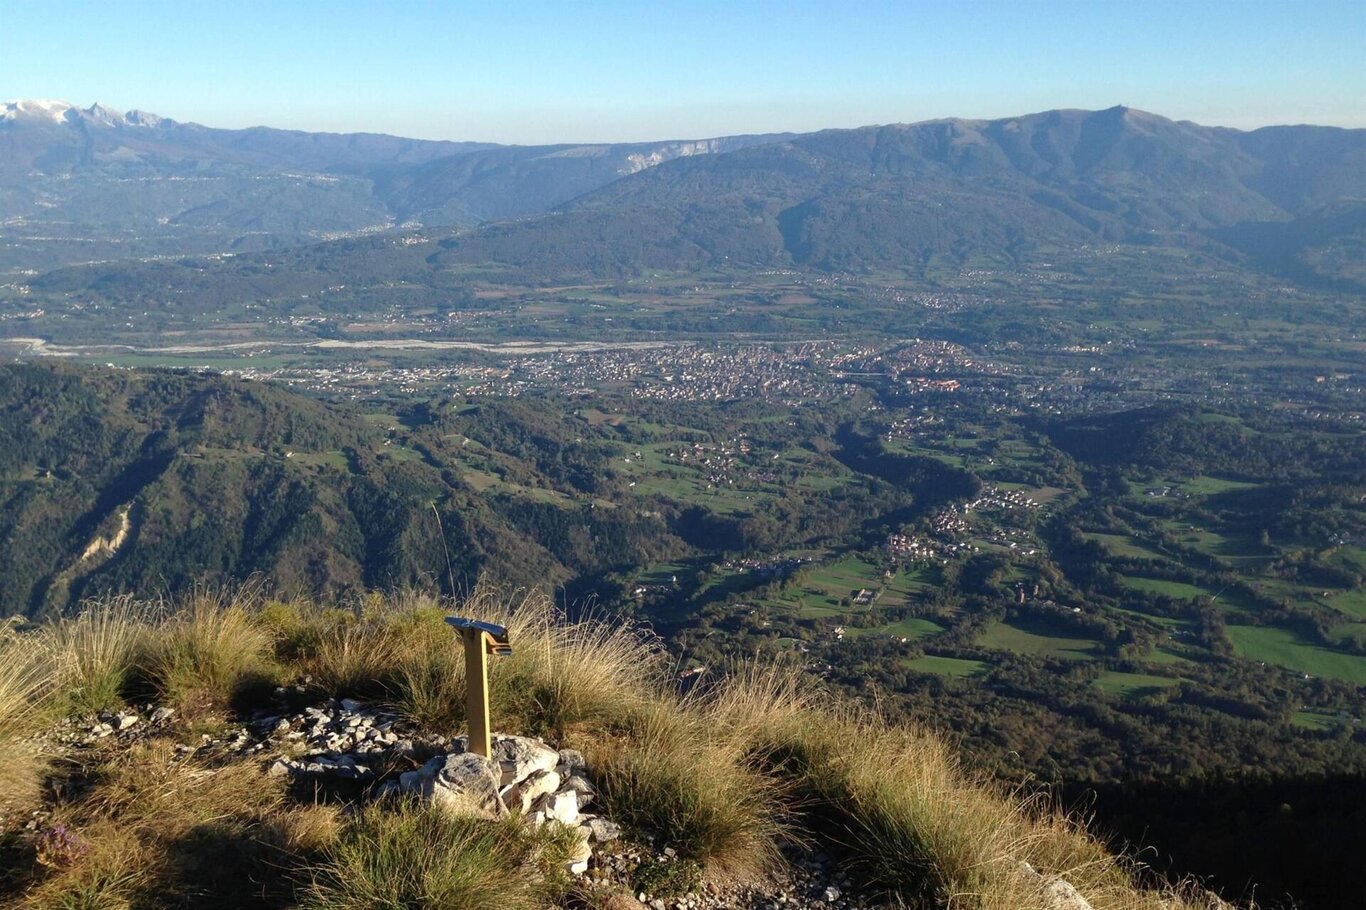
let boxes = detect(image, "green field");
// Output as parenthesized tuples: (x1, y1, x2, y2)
(1180, 475, 1259, 496)
(1147, 645, 1200, 665)
(1095, 671, 1181, 700)
(844, 617, 944, 640)
(977, 617, 1102, 660)
(1227, 625, 1366, 684)
(1120, 576, 1215, 600)
(1325, 589, 1366, 620)
(1084, 532, 1169, 561)
(902, 655, 991, 678)
(1291, 711, 1342, 732)
(1118, 576, 1259, 614)
(1114, 606, 1193, 630)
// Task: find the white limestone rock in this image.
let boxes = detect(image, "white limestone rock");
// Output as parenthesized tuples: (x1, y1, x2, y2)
(430, 752, 507, 818)
(507, 769, 561, 813)
(493, 735, 560, 787)
(1043, 879, 1094, 910)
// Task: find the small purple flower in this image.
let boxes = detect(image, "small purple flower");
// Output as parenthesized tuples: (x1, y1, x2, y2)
(35, 823, 88, 869)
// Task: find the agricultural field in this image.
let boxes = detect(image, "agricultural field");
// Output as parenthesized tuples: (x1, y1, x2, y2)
(1226, 625, 1366, 685)
(765, 557, 932, 619)
(843, 616, 944, 640)
(977, 617, 1103, 660)
(902, 655, 991, 678)
(1084, 532, 1171, 561)
(1095, 671, 1182, 700)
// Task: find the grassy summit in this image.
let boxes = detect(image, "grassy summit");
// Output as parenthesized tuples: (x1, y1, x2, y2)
(1, 587, 1235, 909)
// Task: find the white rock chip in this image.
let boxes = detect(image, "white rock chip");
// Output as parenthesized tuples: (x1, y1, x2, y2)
(539, 789, 581, 826)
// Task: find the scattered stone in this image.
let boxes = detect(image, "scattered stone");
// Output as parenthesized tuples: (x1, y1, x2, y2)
(111, 713, 139, 732)
(823, 884, 841, 902)
(1020, 860, 1095, 910)
(585, 816, 621, 842)
(539, 789, 580, 826)
(149, 707, 175, 724)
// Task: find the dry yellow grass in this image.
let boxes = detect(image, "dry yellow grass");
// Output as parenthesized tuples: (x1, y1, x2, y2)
(587, 698, 789, 884)
(140, 588, 277, 707)
(1, 587, 1245, 909)
(42, 595, 149, 716)
(679, 662, 1242, 909)
(0, 623, 55, 827)
(13, 740, 332, 910)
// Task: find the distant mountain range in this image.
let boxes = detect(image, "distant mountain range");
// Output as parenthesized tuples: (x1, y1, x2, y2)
(3, 101, 1364, 290)
(0, 100, 787, 271)
(437, 106, 1366, 286)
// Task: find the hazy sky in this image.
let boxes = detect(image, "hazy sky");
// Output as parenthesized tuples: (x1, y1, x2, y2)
(3, 1, 1362, 143)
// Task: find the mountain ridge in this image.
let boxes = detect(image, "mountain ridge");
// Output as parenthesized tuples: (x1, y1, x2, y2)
(3, 102, 1363, 293)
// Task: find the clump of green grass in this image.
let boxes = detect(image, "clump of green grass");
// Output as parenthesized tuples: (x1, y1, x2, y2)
(300, 802, 575, 910)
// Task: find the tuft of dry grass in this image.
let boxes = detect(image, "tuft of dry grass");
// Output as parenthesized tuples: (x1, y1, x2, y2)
(679, 662, 1242, 910)
(0, 625, 54, 828)
(588, 699, 787, 885)
(43, 596, 148, 716)
(481, 590, 661, 738)
(139, 588, 277, 708)
(15, 740, 332, 909)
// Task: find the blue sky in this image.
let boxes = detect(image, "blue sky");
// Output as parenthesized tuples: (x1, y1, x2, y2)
(2, 1, 1362, 143)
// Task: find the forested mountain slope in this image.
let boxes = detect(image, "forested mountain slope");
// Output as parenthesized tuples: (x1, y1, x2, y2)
(438, 107, 1366, 279)
(0, 363, 682, 617)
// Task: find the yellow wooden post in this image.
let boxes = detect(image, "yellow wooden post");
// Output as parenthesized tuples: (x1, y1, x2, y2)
(446, 617, 512, 760)
(463, 628, 491, 758)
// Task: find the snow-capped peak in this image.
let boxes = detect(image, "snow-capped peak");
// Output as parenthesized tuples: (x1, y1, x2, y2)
(2, 99, 77, 123)
(1, 100, 167, 127)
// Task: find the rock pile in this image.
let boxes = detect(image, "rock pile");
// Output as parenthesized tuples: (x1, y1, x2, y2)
(262, 699, 618, 874)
